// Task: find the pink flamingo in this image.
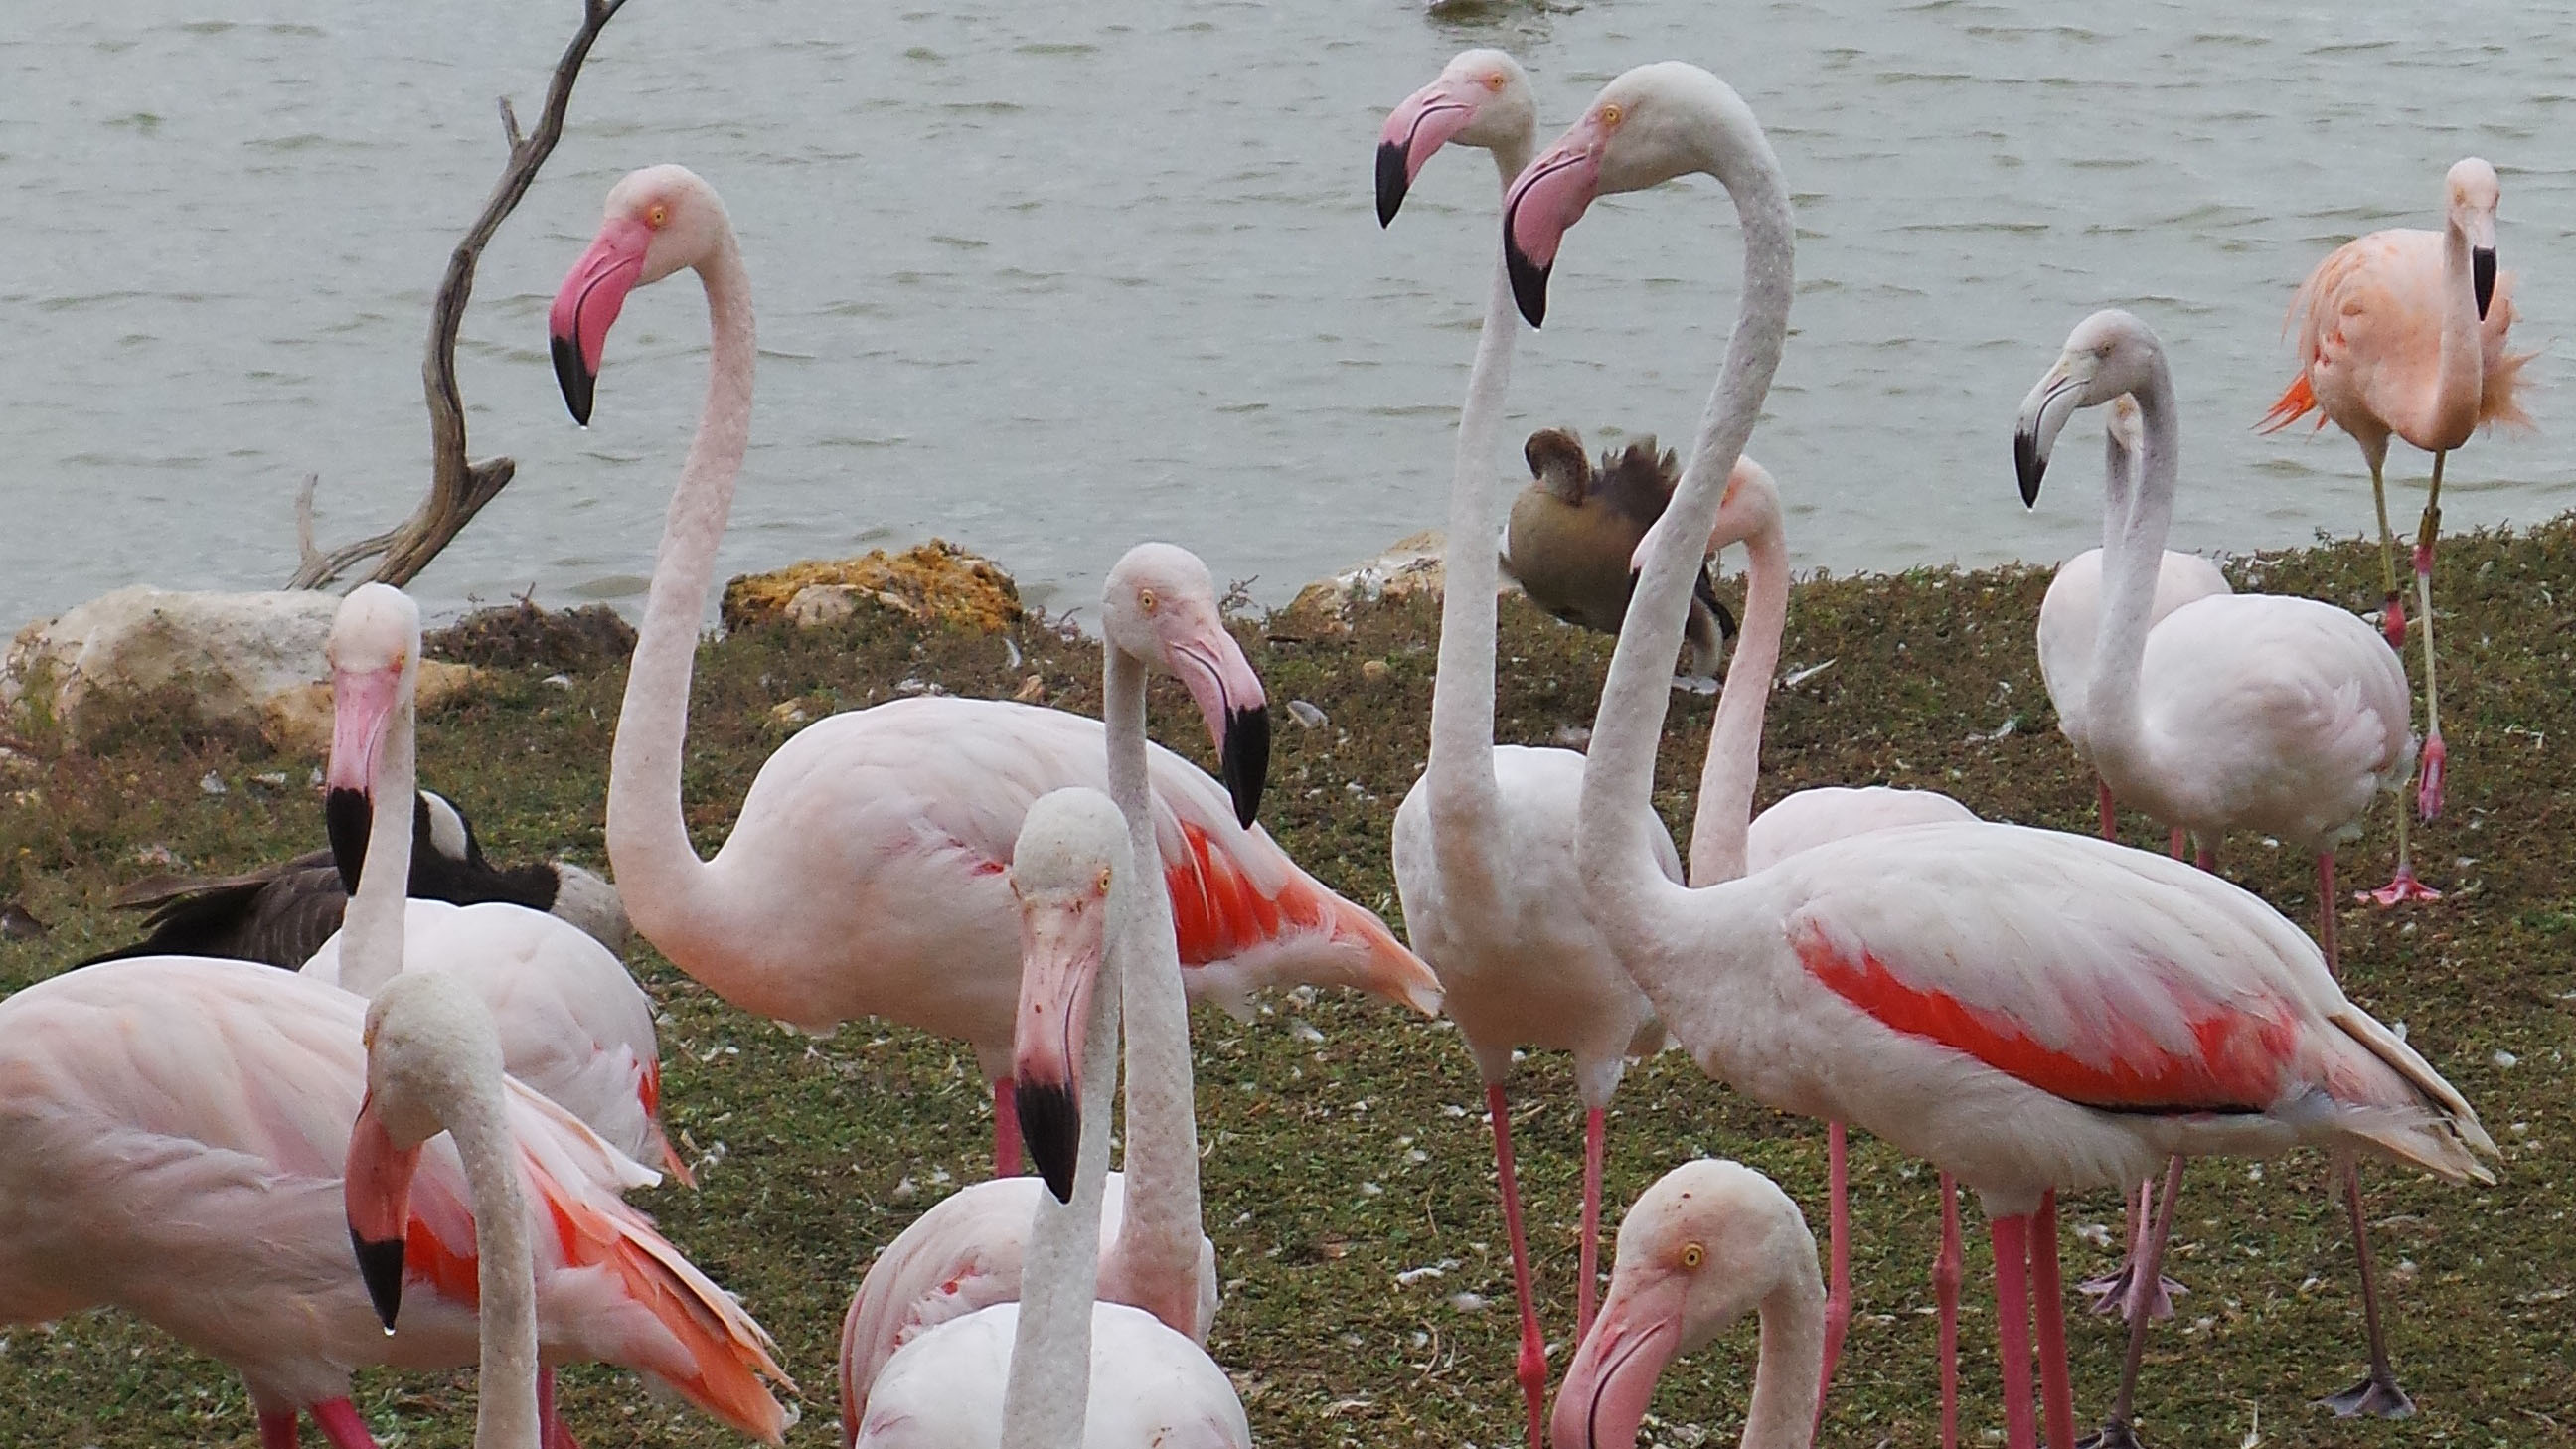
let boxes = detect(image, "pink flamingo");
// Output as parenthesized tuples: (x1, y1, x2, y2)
(1378, 51, 1675, 1446)
(0, 955, 790, 1449)
(2018, 308, 2438, 1425)
(1508, 60, 2499, 1449)
(547, 166, 1440, 1177)
(1548, 1159, 1826, 1449)
(2260, 156, 2531, 840)
(836, 547, 1245, 1434)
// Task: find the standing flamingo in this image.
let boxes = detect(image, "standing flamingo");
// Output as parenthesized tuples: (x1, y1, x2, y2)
(2260, 156, 2531, 840)
(548, 165, 1438, 1177)
(1509, 60, 2498, 1449)
(1547, 1159, 1825, 1449)
(836, 547, 1245, 1433)
(851, 789, 1249, 1448)
(2017, 308, 2437, 1425)
(0, 954, 791, 1449)
(1377, 50, 1676, 1446)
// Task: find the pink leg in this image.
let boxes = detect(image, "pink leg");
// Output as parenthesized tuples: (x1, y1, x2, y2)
(2031, 1194, 2074, 1449)
(259, 1408, 301, 1449)
(2095, 780, 2116, 842)
(1991, 1213, 2038, 1449)
(992, 1077, 1023, 1178)
(2193, 842, 2215, 874)
(2318, 853, 2339, 976)
(1578, 1105, 1606, 1342)
(1814, 1121, 1852, 1439)
(2167, 826, 2184, 860)
(1487, 1083, 1547, 1449)
(2412, 525, 2446, 823)
(541, 1367, 582, 1449)
(1934, 1173, 1963, 1449)
(307, 1400, 380, 1449)
(2416, 728, 2447, 822)
(2093, 1157, 2188, 1448)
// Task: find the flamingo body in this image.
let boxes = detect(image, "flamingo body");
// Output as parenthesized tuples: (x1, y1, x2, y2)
(855, 1302, 1249, 1449)
(1744, 786, 1976, 873)
(2036, 548, 2230, 761)
(2270, 227, 2528, 457)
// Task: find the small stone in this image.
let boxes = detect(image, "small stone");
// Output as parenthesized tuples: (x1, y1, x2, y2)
(1361, 659, 1389, 683)
(198, 771, 228, 796)
(1286, 699, 1328, 729)
(2493, 1049, 2518, 1068)
(1012, 675, 1046, 703)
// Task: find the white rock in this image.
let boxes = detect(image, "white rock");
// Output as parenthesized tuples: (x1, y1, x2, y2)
(5, 586, 340, 733)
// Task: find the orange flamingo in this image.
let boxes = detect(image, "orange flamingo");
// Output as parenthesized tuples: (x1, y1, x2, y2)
(2260, 157, 2530, 893)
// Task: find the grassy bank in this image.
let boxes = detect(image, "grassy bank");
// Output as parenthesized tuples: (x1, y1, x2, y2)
(2, 519, 2570, 1447)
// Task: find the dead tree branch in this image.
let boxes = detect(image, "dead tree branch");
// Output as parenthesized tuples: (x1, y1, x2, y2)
(292, 0, 629, 590)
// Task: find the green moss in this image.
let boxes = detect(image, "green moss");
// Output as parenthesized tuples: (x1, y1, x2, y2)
(2, 520, 2570, 1447)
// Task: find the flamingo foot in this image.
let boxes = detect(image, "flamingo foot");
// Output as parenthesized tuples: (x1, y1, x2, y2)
(2077, 1261, 2183, 1322)
(2379, 590, 2406, 650)
(2362, 864, 2442, 906)
(2415, 731, 2446, 822)
(2318, 1370, 2417, 1420)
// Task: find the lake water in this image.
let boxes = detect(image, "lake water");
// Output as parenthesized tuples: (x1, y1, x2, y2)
(6, 0, 2572, 628)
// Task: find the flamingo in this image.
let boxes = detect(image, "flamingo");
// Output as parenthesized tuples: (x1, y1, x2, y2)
(1547, 1159, 1825, 1449)
(1508, 60, 2498, 1449)
(547, 165, 1439, 1177)
(2017, 307, 2437, 1425)
(0, 954, 791, 1449)
(851, 789, 1250, 1448)
(1377, 50, 1677, 1445)
(836, 546, 1243, 1434)
(295, 584, 684, 1180)
(2259, 156, 2532, 839)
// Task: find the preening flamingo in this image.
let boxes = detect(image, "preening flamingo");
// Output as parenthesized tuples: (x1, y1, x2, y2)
(1548, 1160, 1825, 1449)
(0, 956, 790, 1449)
(851, 789, 1249, 1448)
(2260, 156, 2532, 836)
(837, 546, 1243, 1434)
(1510, 60, 2498, 1449)
(2017, 307, 2435, 1424)
(548, 165, 1438, 1176)
(1506, 426, 1733, 678)
(298, 583, 683, 1179)
(1378, 50, 1676, 1445)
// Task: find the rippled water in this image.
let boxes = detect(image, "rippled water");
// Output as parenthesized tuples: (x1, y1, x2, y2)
(6, 0, 2572, 628)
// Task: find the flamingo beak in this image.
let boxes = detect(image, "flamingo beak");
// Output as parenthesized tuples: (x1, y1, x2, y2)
(1549, 1273, 1685, 1449)
(548, 216, 652, 426)
(2012, 364, 2086, 509)
(1166, 623, 1270, 828)
(2472, 246, 2496, 322)
(325, 664, 404, 895)
(1502, 123, 1606, 328)
(1376, 80, 1480, 227)
(1011, 885, 1110, 1204)
(344, 1092, 423, 1333)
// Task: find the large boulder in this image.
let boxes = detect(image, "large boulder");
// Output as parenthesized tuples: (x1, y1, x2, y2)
(723, 539, 1023, 633)
(1276, 530, 1523, 634)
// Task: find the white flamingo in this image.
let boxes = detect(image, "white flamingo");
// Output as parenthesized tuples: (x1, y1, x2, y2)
(546, 165, 1438, 1176)
(1509, 60, 2497, 1449)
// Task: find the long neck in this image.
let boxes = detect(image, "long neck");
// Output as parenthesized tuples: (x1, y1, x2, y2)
(2080, 359, 2181, 786)
(444, 1071, 542, 1449)
(2427, 217, 2484, 442)
(340, 678, 418, 996)
(1101, 645, 1205, 1336)
(1684, 523, 1787, 886)
(1576, 101, 1797, 949)
(1740, 1271, 1827, 1449)
(604, 235, 755, 967)
(1422, 130, 1536, 905)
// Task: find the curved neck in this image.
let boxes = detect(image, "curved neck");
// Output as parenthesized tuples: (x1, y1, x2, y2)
(1741, 1270, 1827, 1449)
(1101, 645, 1205, 1337)
(1576, 100, 1797, 944)
(605, 234, 755, 968)
(445, 1070, 541, 1448)
(1685, 524, 1788, 886)
(2429, 218, 2484, 442)
(2082, 359, 2181, 785)
(1423, 138, 1533, 901)
(341, 673, 418, 996)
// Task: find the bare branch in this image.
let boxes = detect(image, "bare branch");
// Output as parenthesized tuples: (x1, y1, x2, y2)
(290, 0, 628, 591)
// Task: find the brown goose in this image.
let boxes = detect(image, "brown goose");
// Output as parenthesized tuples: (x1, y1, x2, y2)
(1504, 427, 1733, 677)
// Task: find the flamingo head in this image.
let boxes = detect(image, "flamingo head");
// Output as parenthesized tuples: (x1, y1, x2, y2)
(2013, 308, 2165, 508)
(1503, 62, 1744, 326)
(1376, 49, 1535, 227)
(2444, 157, 2499, 321)
(549, 164, 731, 425)
(1007, 788, 1129, 1203)
(324, 584, 420, 895)
(344, 972, 506, 1332)
(1102, 543, 1270, 828)
(1549, 1160, 1819, 1449)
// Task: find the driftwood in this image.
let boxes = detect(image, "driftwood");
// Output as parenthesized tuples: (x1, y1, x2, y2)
(291, 0, 629, 590)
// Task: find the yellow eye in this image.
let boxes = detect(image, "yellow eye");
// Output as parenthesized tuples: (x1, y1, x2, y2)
(647, 204, 670, 228)
(1485, 73, 1508, 92)
(1680, 1242, 1704, 1270)
(1095, 867, 1114, 894)
(1599, 102, 1625, 128)
(1137, 587, 1159, 613)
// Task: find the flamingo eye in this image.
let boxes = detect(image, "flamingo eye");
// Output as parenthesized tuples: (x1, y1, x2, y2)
(1137, 587, 1159, 614)
(1485, 73, 1507, 92)
(1599, 102, 1625, 128)
(1680, 1242, 1705, 1270)
(1095, 868, 1113, 895)
(647, 204, 670, 228)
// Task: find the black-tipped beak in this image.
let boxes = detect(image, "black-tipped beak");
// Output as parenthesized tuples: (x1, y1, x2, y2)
(1375, 140, 1410, 229)
(1220, 705, 1270, 828)
(1505, 226, 1550, 329)
(2473, 246, 2496, 321)
(2014, 426, 2046, 508)
(552, 333, 596, 427)
(351, 1229, 405, 1331)
(325, 787, 372, 895)
(1015, 1079, 1080, 1204)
